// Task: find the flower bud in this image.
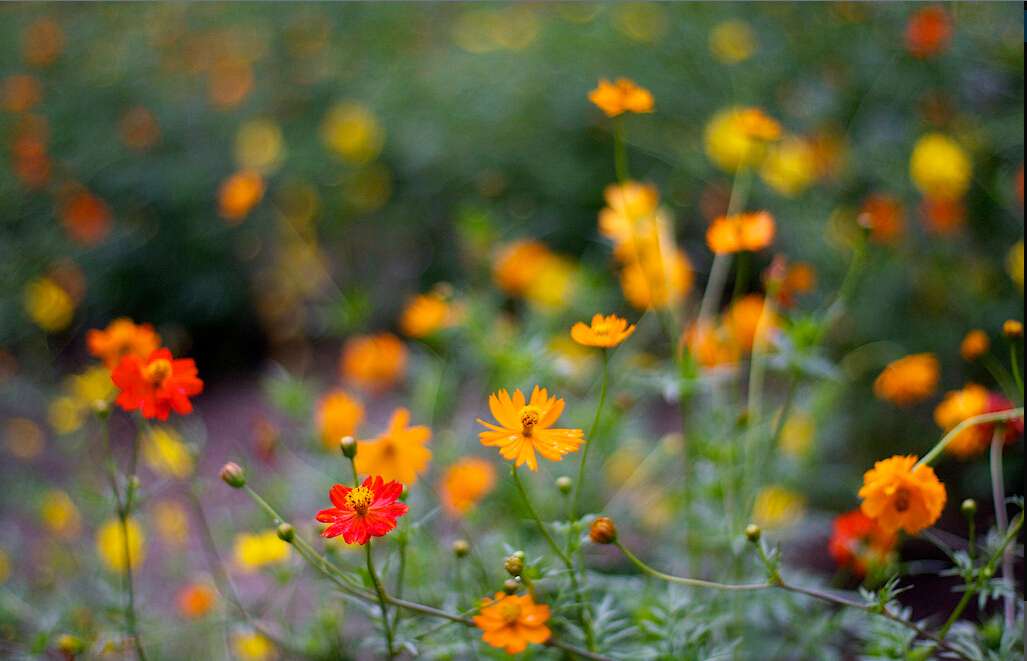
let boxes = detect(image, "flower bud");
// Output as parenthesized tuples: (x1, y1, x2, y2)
(340, 435, 357, 459)
(92, 399, 111, 419)
(745, 523, 761, 543)
(502, 578, 519, 594)
(451, 539, 470, 558)
(555, 476, 573, 495)
(276, 522, 295, 543)
(960, 499, 977, 518)
(1003, 319, 1023, 340)
(504, 551, 525, 577)
(589, 516, 617, 544)
(219, 462, 246, 488)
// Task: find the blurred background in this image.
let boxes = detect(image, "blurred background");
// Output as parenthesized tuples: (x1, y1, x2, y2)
(0, 3, 1023, 658)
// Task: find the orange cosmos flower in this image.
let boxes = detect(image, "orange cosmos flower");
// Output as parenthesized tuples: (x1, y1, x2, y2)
(316, 390, 364, 452)
(588, 78, 654, 118)
(400, 292, 453, 338)
(682, 321, 741, 368)
(571, 314, 636, 348)
(860, 194, 905, 244)
(340, 333, 407, 391)
(768, 260, 816, 308)
(725, 294, 778, 352)
(828, 509, 897, 578)
(316, 476, 408, 545)
(354, 408, 431, 485)
(706, 211, 775, 254)
(933, 385, 1021, 458)
(959, 329, 989, 361)
(112, 348, 203, 420)
(598, 180, 665, 260)
(492, 239, 555, 297)
(176, 583, 217, 619)
(59, 188, 112, 246)
(87, 318, 162, 369)
(440, 457, 496, 516)
(218, 170, 265, 224)
(872, 353, 939, 406)
(858, 455, 946, 535)
(1, 74, 42, 113)
(620, 248, 694, 310)
(905, 6, 952, 59)
(920, 195, 965, 235)
(477, 386, 585, 471)
(473, 592, 551, 654)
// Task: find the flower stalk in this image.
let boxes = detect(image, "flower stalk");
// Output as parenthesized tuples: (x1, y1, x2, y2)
(916, 407, 1023, 467)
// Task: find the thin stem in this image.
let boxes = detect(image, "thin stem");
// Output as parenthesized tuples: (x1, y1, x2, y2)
(917, 408, 1024, 467)
(613, 120, 629, 183)
(365, 541, 396, 659)
(1010, 343, 1023, 396)
(571, 350, 608, 524)
(988, 429, 1014, 628)
(391, 534, 408, 632)
(614, 541, 770, 591)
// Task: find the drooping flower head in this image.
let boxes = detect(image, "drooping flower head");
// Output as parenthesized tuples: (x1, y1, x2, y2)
(354, 408, 432, 485)
(316, 476, 409, 545)
(588, 78, 654, 117)
(873, 353, 939, 407)
(858, 455, 946, 534)
(828, 509, 898, 578)
(477, 386, 585, 471)
(316, 390, 365, 452)
(571, 314, 636, 348)
(473, 592, 551, 654)
(706, 211, 776, 254)
(440, 457, 496, 516)
(112, 348, 203, 420)
(340, 333, 407, 391)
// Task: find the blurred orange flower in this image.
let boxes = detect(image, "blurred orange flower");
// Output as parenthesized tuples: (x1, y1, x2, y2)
(1, 75, 42, 113)
(905, 6, 952, 59)
(440, 457, 496, 516)
(598, 180, 663, 259)
(340, 333, 407, 391)
(400, 292, 453, 338)
(726, 294, 778, 352)
(959, 330, 989, 361)
(355, 408, 431, 485)
(933, 384, 991, 458)
(920, 195, 965, 235)
(769, 260, 816, 308)
(705, 107, 781, 171)
(571, 314, 636, 348)
(477, 386, 584, 471)
(473, 592, 551, 654)
(860, 194, 905, 244)
(177, 583, 217, 619)
(119, 107, 161, 151)
(858, 455, 946, 534)
(316, 390, 364, 452)
(87, 318, 162, 369)
(22, 17, 64, 68)
(828, 509, 897, 577)
(492, 239, 554, 297)
(218, 170, 265, 223)
(620, 248, 693, 310)
(873, 353, 939, 406)
(682, 321, 741, 368)
(59, 188, 112, 246)
(706, 211, 775, 254)
(588, 78, 654, 117)
(112, 348, 204, 421)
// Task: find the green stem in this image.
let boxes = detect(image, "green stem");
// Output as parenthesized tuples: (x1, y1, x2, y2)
(988, 429, 1014, 628)
(615, 541, 770, 591)
(1010, 343, 1023, 397)
(391, 534, 408, 632)
(613, 120, 629, 183)
(366, 541, 396, 659)
(571, 350, 608, 524)
(916, 408, 1024, 467)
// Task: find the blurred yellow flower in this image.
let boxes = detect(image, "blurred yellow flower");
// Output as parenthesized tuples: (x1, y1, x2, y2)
(452, 7, 540, 53)
(321, 102, 383, 164)
(525, 255, 577, 312)
(598, 181, 668, 261)
(316, 390, 365, 452)
(232, 630, 276, 661)
(1008, 241, 1024, 290)
(611, 3, 668, 43)
(235, 119, 284, 174)
(0, 547, 9, 584)
(705, 107, 781, 172)
(779, 411, 815, 458)
(873, 353, 940, 407)
(960, 330, 990, 361)
(48, 366, 118, 435)
(233, 530, 291, 572)
(5, 417, 45, 459)
(96, 517, 146, 571)
(40, 489, 82, 540)
(753, 485, 806, 529)
(910, 134, 971, 199)
(709, 20, 756, 63)
(620, 248, 693, 311)
(400, 291, 455, 338)
(142, 426, 194, 479)
(24, 277, 74, 332)
(48, 396, 84, 435)
(760, 136, 817, 197)
(152, 500, 189, 547)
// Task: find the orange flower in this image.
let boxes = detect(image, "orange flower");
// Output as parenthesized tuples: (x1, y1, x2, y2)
(340, 333, 407, 391)
(860, 194, 905, 244)
(769, 261, 816, 308)
(905, 6, 951, 59)
(858, 455, 946, 534)
(682, 322, 741, 368)
(477, 386, 585, 471)
(920, 195, 965, 235)
(440, 457, 496, 516)
(706, 211, 776, 254)
(571, 314, 636, 348)
(218, 170, 265, 224)
(355, 408, 431, 485)
(959, 329, 989, 361)
(87, 318, 162, 369)
(316, 390, 364, 452)
(316, 476, 408, 545)
(112, 348, 203, 420)
(588, 78, 654, 118)
(1, 74, 42, 113)
(177, 583, 217, 619)
(59, 188, 112, 246)
(828, 510, 897, 577)
(492, 239, 555, 297)
(725, 294, 777, 352)
(473, 592, 551, 654)
(620, 248, 694, 310)
(933, 384, 991, 458)
(598, 180, 664, 260)
(400, 292, 453, 338)
(873, 353, 939, 406)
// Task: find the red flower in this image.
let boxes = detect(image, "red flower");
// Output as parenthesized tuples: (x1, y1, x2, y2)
(112, 348, 203, 420)
(985, 393, 1024, 443)
(316, 476, 408, 545)
(828, 509, 897, 577)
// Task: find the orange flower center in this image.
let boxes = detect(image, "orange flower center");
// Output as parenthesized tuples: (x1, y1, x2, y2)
(143, 358, 172, 386)
(518, 406, 542, 436)
(893, 487, 911, 513)
(499, 601, 522, 624)
(345, 486, 375, 516)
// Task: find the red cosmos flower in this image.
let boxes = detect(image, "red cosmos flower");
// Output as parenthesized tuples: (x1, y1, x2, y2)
(112, 347, 203, 420)
(985, 393, 1024, 443)
(828, 510, 897, 577)
(316, 476, 408, 545)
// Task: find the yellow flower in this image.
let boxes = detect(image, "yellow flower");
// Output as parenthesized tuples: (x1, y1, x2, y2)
(779, 411, 815, 458)
(477, 386, 585, 471)
(709, 20, 756, 63)
(40, 489, 82, 540)
(873, 353, 940, 406)
(909, 133, 971, 199)
(570, 314, 636, 348)
(49, 366, 119, 435)
(355, 408, 432, 485)
(232, 630, 276, 661)
(233, 530, 291, 572)
(587, 78, 654, 117)
(960, 329, 990, 361)
(24, 277, 74, 332)
(753, 485, 806, 529)
(235, 118, 284, 174)
(440, 457, 497, 516)
(48, 396, 84, 435)
(316, 390, 365, 452)
(400, 292, 454, 338)
(152, 500, 189, 547)
(524, 254, 577, 312)
(96, 517, 146, 571)
(705, 107, 782, 172)
(142, 426, 194, 479)
(321, 102, 383, 164)
(759, 136, 817, 197)
(1007, 241, 1024, 290)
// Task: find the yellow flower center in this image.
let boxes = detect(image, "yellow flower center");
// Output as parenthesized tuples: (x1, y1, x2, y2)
(499, 601, 522, 624)
(518, 406, 542, 436)
(345, 486, 374, 515)
(143, 359, 172, 386)
(592, 322, 611, 336)
(893, 487, 911, 513)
